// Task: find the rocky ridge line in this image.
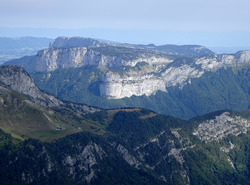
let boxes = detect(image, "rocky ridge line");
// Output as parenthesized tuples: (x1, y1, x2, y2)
(0, 65, 100, 114)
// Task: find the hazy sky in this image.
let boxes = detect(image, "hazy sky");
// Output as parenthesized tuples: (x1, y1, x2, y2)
(1, 0, 250, 47)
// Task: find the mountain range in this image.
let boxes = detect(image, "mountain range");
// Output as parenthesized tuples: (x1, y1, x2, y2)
(5, 36, 250, 119)
(0, 65, 250, 185)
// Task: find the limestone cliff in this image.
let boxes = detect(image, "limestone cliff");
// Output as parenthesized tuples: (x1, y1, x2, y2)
(27, 37, 250, 99)
(99, 51, 250, 99)
(36, 47, 125, 72)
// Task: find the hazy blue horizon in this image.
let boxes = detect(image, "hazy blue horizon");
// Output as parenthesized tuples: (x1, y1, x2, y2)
(1, 27, 250, 49)
(1, 0, 250, 52)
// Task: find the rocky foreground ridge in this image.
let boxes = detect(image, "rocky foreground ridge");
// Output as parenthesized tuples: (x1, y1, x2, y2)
(0, 65, 250, 184)
(0, 65, 100, 114)
(31, 37, 250, 99)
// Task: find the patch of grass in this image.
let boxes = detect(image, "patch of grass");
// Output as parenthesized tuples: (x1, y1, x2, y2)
(140, 112, 157, 119)
(26, 129, 81, 142)
(0, 126, 24, 141)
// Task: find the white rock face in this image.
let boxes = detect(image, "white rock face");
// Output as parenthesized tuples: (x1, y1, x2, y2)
(219, 54, 236, 66)
(162, 65, 204, 88)
(98, 51, 250, 99)
(36, 47, 124, 72)
(195, 56, 223, 71)
(115, 144, 141, 168)
(193, 112, 250, 142)
(100, 51, 250, 99)
(100, 71, 167, 99)
(36, 46, 173, 72)
(63, 143, 106, 183)
(35, 38, 250, 99)
(100, 64, 205, 99)
(195, 51, 250, 70)
(234, 50, 250, 64)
